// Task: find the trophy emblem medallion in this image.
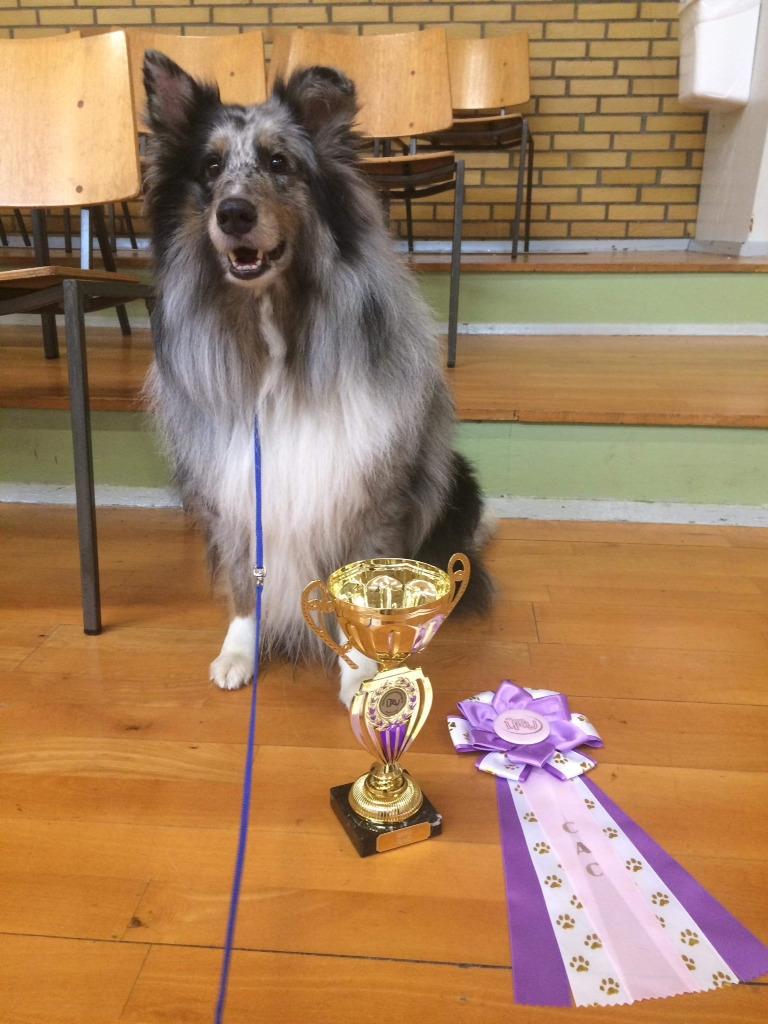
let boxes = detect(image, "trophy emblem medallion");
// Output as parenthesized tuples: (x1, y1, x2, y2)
(301, 554, 470, 856)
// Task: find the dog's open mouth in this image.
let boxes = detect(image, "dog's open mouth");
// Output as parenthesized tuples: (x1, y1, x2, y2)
(226, 243, 285, 280)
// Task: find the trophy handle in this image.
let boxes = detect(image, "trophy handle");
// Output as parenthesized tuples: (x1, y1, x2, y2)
(445, 552, 471, 618)
(301, 580, 359, 670)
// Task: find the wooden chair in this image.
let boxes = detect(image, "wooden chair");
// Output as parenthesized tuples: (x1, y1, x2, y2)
(427, 33, 534, 259)
(0, 31, 153, 635)
(125, 28, 267, 125)
(277, 28, 466, 367)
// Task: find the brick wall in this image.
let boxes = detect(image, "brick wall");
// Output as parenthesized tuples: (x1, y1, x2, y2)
(0, 1, 704, 243)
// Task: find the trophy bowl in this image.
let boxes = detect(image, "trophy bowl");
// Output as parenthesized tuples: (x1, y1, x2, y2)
(301, 553, 470, 856)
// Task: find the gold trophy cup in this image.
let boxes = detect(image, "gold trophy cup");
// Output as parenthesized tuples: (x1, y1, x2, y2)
(301, 554, 470, 856)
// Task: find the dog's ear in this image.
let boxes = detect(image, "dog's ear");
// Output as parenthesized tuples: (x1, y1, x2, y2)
(276, 66, 357, 135)
(143, 50, 219, 135)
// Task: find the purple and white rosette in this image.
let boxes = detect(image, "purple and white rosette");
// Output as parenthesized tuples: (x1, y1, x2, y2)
(447, 681, 603, 783)
(449, 681, 768, 1008)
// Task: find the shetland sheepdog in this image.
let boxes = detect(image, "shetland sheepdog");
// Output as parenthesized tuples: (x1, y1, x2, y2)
(142, 54, 493, 705)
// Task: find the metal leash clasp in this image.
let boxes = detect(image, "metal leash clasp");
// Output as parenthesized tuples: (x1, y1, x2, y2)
(252, 566, 267, 588)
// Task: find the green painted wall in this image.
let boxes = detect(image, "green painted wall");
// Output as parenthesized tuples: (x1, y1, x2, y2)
(56, 271, 768, 329)
(3, 410, 766, 506)
(419, 272, 768, 324)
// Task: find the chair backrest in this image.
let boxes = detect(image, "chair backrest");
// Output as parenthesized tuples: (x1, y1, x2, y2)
(0, 31, 141, 208)
(278, 28, 454, 139)
(267, 29, 294, 90)
(124, 28, 267, 125)
(448, 33, 530, 112)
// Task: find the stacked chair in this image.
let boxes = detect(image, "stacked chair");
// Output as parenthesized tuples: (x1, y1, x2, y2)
(273, 28, 466, 367)
(0, 30, 153, 634)
(427, 32, 534, 259)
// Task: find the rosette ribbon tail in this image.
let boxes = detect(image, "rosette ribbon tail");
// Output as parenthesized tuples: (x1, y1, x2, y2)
(450, 682, 768, 1007)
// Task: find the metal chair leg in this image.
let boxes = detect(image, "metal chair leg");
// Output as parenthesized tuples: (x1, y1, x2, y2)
(62, 278, 102, 635)
(14, 208, 31, 247)
(447, 159, 464, 370)
(31, 209, 59, 359)
(511, 119, 528, 261)
(404, 194, 415, 254)
(525, 129, 535, 254)
(121, 201, 138, 250)
(93, 205, 131, 337)
(63, 207, 73, 254)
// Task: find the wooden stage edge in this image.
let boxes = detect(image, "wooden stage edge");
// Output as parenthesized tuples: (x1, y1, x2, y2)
(2, 326, 768, 429)
(2, 246, 768, 275)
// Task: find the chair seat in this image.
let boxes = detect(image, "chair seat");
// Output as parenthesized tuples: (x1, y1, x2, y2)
(0, 265, 141, 291)
(360, 150, 455, 170)
(425, 113, 526, 150)
(360, 151, 458, 199)
(452, 111, 524, 126)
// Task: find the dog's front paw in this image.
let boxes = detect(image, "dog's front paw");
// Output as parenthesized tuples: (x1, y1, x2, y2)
(210, 651, 252, 691)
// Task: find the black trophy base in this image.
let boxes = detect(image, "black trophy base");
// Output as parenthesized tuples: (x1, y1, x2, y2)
(330, 781, 442, 857)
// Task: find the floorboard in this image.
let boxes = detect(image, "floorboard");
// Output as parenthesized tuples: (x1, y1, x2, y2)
(3, 326, 768, 426)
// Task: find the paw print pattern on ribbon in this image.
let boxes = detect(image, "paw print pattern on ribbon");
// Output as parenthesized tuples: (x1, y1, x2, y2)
(625, 857, 642, 872)
(602, 825, 618, 839)
(584, 933, 602, 949)
(552, 751, 568, 766)
(599, 977, 620, 996)
(556, 913, 576, 930)
(514, 784, 524, 795)
(544, 874, 563, 888)
(652, 891, 670, 907)
(570, 895, 583, 909)
(712, 971, 735, 988)
(523, 811, 537, 823)
(682, 955, 696, 972)
(569, 955, 590, 973)
(533, 841, 550, 855)
(584, 798, 596, 810)
(680, 928, 700, 947)
(656, 915, 666, 928)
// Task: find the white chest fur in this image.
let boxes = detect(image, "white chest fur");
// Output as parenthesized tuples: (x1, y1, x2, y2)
(212, 303, 397, 636)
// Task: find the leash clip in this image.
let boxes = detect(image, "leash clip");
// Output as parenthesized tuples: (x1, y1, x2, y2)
(252, 566, 267, 587)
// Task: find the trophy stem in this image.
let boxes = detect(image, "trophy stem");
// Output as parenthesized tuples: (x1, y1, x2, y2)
(348, 761, 424, 824)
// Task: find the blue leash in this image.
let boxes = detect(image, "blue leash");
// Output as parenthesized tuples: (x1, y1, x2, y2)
(214, 417, 265, 1023)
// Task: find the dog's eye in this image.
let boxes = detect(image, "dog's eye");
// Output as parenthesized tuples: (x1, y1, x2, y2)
(269, 153, 288, 174)
(205, 156, 223, 180)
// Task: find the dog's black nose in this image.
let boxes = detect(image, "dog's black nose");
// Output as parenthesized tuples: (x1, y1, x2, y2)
(216, 198, 257, 237)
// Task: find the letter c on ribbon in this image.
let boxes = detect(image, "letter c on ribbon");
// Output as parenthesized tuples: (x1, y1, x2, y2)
(562, 821, 578, 834)
(586, 862, 604, 877)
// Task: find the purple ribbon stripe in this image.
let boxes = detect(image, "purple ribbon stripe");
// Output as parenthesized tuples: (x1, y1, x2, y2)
(496, 779, 572, 1007)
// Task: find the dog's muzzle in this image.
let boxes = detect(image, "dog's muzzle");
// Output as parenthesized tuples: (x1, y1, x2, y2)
(215, 198, 285, 281)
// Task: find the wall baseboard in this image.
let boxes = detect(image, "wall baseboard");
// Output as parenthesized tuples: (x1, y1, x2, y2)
(2, 483, 766, 528)
(447, 322, 768, 336)
(487, 497, 768, 527)
(4, 314, 765, 336)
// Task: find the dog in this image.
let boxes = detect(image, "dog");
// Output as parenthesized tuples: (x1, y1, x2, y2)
(142, 52, 493, 706)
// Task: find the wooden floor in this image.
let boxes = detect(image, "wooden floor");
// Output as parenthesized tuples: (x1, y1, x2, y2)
(3, 324, 768, 426)
(0, 506, 766, 1022)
